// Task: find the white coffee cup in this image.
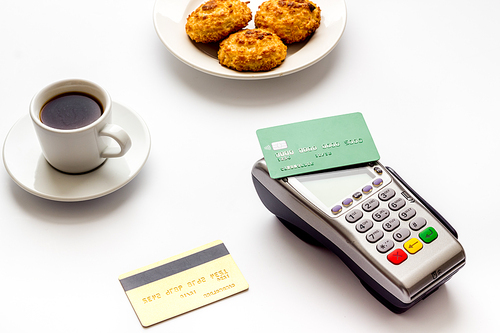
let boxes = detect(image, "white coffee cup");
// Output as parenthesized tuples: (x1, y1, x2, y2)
(30, 78, 132, 174)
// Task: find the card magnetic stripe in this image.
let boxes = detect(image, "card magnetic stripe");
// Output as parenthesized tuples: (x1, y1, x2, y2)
(120, 243, 229, 292)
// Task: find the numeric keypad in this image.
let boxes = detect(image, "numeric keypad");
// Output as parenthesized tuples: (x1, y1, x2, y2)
(349, 187, 438, 263)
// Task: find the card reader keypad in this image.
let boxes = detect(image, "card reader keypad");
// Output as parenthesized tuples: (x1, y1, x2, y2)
(345, 186, 439, 265)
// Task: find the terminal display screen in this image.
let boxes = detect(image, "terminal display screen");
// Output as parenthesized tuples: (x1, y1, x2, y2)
(295, 168, 375, 208)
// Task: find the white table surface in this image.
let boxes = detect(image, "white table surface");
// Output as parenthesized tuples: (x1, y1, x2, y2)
(1, 1, 498, 332)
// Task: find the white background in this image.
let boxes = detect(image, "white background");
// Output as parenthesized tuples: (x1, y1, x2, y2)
(1, 0, 498, 332)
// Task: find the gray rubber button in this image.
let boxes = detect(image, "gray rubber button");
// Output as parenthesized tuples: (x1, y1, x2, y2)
(382, 218, 400, 232)
(356, 219, 374, 233)
(378, 188, 396, 201)
(372, 208, 390, 222)
(393, 228, 411, 242)
(388, 197, 406, 211)
(409, 217, 427, 231)
(366, 229, 384, 243)
(345, 209, 363, 223)
(399, 207, 416, 221)
(362, 198, 380, 212)
(377, 239, 395, 253)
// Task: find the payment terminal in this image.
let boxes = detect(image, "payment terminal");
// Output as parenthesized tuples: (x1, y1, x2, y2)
(251, 159, 466, 313)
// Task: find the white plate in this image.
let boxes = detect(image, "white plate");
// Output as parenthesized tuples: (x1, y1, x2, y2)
(2, 102, 151, 202)
(153, 0, 347, 80)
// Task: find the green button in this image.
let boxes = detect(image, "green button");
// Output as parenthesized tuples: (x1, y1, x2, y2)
(419, 227, 438, 243)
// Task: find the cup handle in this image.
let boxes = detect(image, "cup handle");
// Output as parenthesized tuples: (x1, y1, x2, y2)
(99, 124, 132, 158)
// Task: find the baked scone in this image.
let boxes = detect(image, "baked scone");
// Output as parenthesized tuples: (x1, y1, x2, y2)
(255, 0, 321, 44)
(186, 0, 252, 43)
(218, 29, 287, 72)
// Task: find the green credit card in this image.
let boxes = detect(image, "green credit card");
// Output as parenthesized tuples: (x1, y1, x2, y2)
(256, 113, 380, 179)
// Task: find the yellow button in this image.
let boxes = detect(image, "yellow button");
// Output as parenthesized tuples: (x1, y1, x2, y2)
(404, 238, 423, 254)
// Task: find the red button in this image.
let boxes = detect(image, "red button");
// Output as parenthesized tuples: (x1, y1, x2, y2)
(387, 248, 408, 265)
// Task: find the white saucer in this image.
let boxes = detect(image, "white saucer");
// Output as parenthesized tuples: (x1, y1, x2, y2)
(2, 102, 151, 202)
(153, 0, 347, 80)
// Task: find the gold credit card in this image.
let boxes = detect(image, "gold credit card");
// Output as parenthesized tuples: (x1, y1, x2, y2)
(118, 240, 249, 327)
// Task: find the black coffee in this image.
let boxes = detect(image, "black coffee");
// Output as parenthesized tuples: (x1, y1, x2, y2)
(40, 92, 103, 130)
